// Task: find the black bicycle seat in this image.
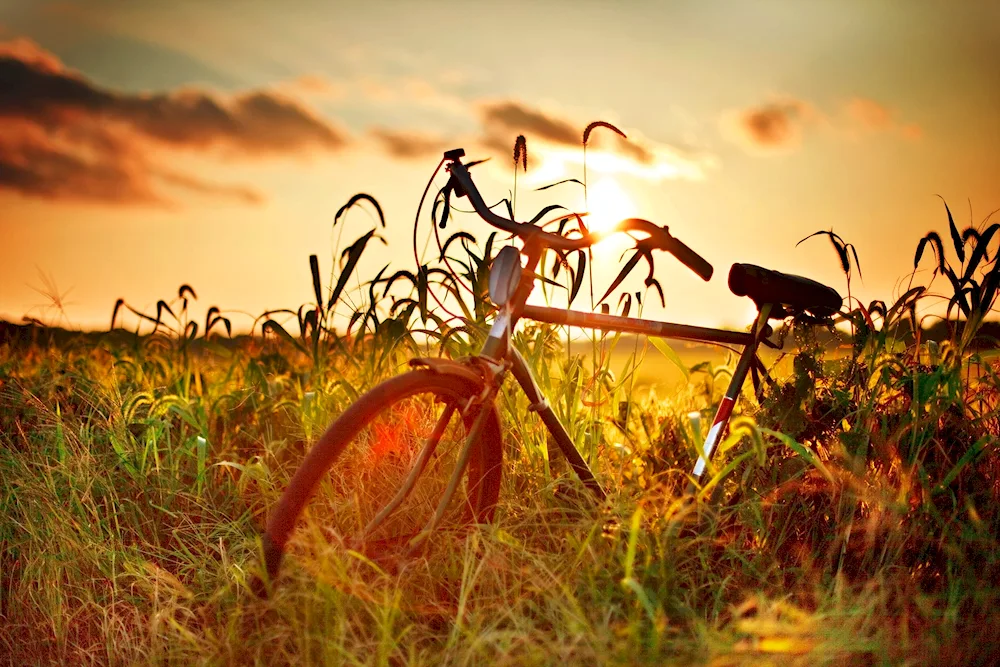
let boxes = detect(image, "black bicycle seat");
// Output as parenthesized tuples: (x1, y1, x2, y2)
(729, 263, 842, 319)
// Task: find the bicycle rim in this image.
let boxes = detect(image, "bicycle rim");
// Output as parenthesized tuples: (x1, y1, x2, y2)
(263, 369, 503, 584)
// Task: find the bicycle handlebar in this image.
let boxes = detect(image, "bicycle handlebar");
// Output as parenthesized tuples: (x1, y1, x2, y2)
(665, 234, 714, 282)
(443, 149, 713, 281)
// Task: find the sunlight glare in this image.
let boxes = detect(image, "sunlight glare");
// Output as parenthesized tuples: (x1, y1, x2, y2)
(584, 177, 638, 236)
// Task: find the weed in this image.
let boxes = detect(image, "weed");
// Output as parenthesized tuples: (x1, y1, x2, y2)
(2, 168, 998, 664)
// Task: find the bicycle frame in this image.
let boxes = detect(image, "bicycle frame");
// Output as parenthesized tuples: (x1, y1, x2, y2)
(473, 236, 776, 500)
(259, 152, 843, 585)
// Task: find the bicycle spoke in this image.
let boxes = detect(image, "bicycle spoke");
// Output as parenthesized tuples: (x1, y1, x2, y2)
(356, 403, 457, 544)
(406, 387, 496, 554)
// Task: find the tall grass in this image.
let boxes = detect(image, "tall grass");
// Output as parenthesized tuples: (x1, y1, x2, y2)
(2, 152, 999, 663)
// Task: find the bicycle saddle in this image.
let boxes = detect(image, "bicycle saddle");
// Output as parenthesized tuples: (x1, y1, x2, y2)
(729, 263, 842, 319)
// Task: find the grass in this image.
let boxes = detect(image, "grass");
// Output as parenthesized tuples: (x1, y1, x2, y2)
(3, 318, 998, 664)
(3, 141, 1000, 664)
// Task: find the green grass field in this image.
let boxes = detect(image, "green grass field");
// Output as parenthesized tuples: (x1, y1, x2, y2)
(3, 196, 1000, 665)
(3, 310, 999, 665)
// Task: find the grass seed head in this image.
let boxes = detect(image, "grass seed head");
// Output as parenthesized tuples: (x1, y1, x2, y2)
(513, 134, 527, 172)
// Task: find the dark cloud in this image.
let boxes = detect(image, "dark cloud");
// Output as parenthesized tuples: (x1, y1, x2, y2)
(368, 127, 446, 160)
(733, 101, 807, 149)
(589, 131, 655, 165)
(0, 52, 347, 154)
(0, 118, 161, 204)
(478, 131, 517, 161)
(0, 118, 262, 206)
(475, 99, 710, 180)
(479, 100, 659, 165)
(0, 37, 62, 72)
(0, 37, 349, 206)
(480, 101, 579, 147)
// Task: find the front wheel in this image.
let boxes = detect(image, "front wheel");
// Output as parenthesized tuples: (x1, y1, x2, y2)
(261, 369, 504, 584)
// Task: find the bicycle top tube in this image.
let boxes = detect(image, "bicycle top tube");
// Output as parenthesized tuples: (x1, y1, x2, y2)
(443, 149, 714, 282)
(520, 304, 759, 348)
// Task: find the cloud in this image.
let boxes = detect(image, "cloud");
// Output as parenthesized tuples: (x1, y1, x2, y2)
(0, 37, 350, 206)
(723, 100, 812, 154)
(845, 97, 892, 130)
(0, 118, 158, 204)
(0, 37, 63, 73)
(285, 74, 347, 99)
(0, 117, 262, 206)
(479, 101, 579, 147)
(123, 90, 347, 155)
(844, 97, 922, 140)
(723, 96, 923, 155)
(0, 56, 348, 154)
(741, 104, 804, 146)
(588, 130, 656, 165)
(476, 100, 712, 181)
(369, 127, 447, 160)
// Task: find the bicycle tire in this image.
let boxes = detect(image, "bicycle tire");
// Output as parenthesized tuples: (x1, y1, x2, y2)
(261, 368, 503, 583)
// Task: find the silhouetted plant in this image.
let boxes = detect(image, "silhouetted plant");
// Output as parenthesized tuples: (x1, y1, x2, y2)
(913, 198, 1000, 349)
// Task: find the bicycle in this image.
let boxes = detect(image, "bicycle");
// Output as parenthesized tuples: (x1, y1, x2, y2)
(258, 147, 842, 587)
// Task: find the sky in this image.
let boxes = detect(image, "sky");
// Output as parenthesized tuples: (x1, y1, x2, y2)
(1, 0, 998, 334)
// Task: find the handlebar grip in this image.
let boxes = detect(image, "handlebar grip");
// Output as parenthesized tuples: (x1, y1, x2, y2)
(664, 235, 713, 281)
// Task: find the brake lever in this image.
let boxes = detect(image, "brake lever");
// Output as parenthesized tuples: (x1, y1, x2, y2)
(437, 181, 454, 229)
(443, 158, 491, 213)
(438, 158, 482, 229)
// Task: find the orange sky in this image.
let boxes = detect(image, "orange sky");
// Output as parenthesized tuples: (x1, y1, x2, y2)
(1, 1, 998, 334)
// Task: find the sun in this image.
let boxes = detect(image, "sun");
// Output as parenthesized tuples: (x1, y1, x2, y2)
(583, 177, 638, 236)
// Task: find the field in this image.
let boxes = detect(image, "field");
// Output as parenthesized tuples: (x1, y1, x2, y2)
(3, 198, 1000, 665)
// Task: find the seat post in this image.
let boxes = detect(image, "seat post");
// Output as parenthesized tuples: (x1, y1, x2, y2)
(690, 303, 773, 483)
